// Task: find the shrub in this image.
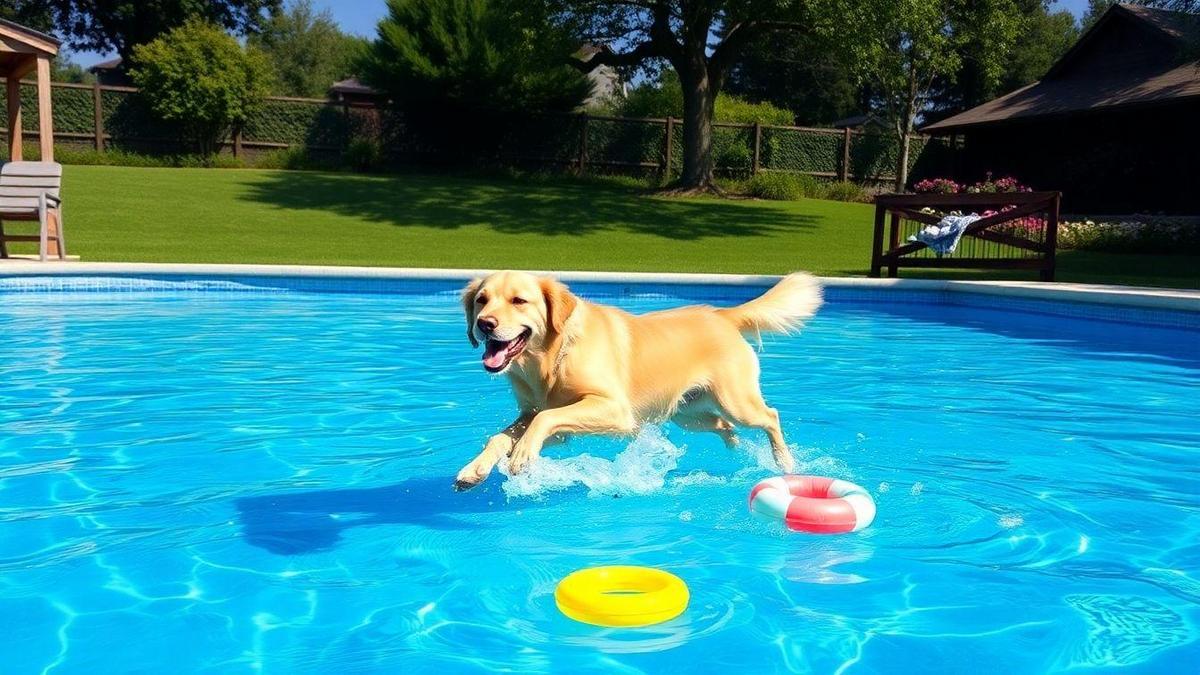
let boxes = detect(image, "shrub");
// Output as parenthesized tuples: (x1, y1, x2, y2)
(175, 153, 245, 169)
(616, 70, 794, 125)
(715, 141, 752, 174)
(343, 138, 384, 172)
(52, 146, 247, 169)
(821, 180, 868, 203)
(252, 147, 318, 170)
(130, 19, 273, 156)
(714, 95, 794, 126)
(748, 172, 821, 201)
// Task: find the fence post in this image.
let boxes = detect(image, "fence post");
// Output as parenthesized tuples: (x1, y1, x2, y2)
(663, 116, 674, 179)
(887, 212, 901, 278)
(840, 127, 851, 182)
(92, 82, 104, 152)
(232, 126, 243, 158)
(1042, 192, 1060, 282)
(870, 202, 886, 277)
(751, 121, 762, 175)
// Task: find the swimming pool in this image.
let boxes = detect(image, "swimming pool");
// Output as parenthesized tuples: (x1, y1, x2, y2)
(1, 272, 1197, 673)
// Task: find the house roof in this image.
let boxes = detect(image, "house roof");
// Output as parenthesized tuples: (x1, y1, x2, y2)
(329, 78, 376, 95)
(923, 4, 1200, 133)
(831, 113, 884, 129)
(88, 57, 123, 72)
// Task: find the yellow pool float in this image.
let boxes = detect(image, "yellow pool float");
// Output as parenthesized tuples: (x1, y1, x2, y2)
(554, 566, 689, 628)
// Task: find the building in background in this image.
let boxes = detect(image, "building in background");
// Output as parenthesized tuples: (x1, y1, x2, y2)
(922, 4, 1199, 214)
(576, 44, 627, 110)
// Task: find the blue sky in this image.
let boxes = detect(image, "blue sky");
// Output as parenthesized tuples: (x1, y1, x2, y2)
(66, 0, 1094, 66)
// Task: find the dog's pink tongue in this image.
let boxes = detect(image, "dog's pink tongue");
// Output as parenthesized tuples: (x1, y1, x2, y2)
(483, 342, 508, 369)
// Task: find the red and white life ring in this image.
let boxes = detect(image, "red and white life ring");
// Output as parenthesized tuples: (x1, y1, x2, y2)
(748, 475, 876, 534)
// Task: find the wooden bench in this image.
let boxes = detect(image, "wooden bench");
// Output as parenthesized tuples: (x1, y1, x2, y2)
(870, 191, 1061, 282)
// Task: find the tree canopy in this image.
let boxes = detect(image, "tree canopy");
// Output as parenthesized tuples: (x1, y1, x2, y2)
(830, 0, 1023, 189)
(248, 0, 367, 98)
(724, 29, 863, 126)
(32, 0, 281, 63)
(360, 0, 589, 115)
(0, 1, 55, 33)
(359, 0, 590, 158)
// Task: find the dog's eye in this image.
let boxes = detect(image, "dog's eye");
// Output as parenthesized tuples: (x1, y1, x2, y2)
(475, 295, 487, 305)
(511, 297, 527, 305)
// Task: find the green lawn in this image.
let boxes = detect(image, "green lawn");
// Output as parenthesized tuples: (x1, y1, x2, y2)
(31, 165, 1199, 288)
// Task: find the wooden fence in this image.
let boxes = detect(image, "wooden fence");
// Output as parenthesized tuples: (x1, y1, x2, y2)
(502, 111, 946, 184)
(0, 79, 373, 157)
(0, 80, 956, 184)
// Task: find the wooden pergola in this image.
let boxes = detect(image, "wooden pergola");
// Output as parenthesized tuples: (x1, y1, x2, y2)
(0, 19, 59, 162)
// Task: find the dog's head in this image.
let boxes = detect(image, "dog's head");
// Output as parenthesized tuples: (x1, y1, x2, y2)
(461, 271, 578, 374)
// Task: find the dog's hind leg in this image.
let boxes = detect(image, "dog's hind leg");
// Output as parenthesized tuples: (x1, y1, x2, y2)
(708, 378, 795, 473)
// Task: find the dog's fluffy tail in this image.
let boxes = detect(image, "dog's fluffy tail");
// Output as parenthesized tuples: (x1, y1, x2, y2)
(717, 273, 823, 335)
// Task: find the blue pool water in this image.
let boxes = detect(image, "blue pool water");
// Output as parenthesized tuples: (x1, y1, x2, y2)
(1, 280, 1198, 674)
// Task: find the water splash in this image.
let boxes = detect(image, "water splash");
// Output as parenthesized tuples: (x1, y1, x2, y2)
(500, 427, 685, 499)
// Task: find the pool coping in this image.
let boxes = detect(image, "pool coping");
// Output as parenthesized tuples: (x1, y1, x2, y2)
(0, 261, 1198, 313)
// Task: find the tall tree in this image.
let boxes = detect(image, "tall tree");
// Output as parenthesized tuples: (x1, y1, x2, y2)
(942, 0, 1077, 114)
(997, 7, 1078, 93)
(842, 0, 1021, 190)
(249, 0, 367, 97)
(557, 1, 811, 191)
(359, 0, 590, 154)
(724, 29, 863, 125)
(0, 1, 55, 32)
(38, 0, 282, 64)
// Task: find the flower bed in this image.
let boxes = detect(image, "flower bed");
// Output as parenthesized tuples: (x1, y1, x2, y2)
(912, 174, 1045, 243)
(1059, 217, 1200, 254)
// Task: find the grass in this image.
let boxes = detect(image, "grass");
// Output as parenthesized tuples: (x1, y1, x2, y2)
(18, 165, 1196, 288)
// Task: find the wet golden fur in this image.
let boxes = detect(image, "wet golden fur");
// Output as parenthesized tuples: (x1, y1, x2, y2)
(454, 271, 823, 490)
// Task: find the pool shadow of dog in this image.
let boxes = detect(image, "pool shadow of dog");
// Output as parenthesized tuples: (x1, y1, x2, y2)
(235, 475, 559, 555)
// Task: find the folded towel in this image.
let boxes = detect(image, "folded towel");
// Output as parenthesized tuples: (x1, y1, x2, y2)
(909, 213, 981, 255)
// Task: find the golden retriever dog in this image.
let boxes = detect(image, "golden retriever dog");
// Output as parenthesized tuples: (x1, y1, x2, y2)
(453, 271, 823, 491)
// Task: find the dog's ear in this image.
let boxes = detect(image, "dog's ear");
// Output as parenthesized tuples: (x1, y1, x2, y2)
(461, 278, 483, 347)
(540, 276, 578, 336)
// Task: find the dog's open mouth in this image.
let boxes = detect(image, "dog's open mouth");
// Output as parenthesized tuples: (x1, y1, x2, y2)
(482, 328, 531, 373)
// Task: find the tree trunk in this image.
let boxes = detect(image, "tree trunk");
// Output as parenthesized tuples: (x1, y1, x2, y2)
(895, 130, 911, 193)
(678, 71, 716, 190)
(895, 65, 919, 193)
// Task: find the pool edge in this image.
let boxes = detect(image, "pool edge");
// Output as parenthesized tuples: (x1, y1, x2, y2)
(1, 262, 1197, 313)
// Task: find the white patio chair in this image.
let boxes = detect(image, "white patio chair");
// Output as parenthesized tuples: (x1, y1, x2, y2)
(0, 161, 65, 261)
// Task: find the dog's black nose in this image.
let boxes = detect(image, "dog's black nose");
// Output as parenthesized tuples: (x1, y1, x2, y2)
(476, 316, 498, 334)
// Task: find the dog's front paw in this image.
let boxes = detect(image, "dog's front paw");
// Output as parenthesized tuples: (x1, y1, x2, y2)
(454, 458, 494, 491)
(507, 444, 539, 475)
